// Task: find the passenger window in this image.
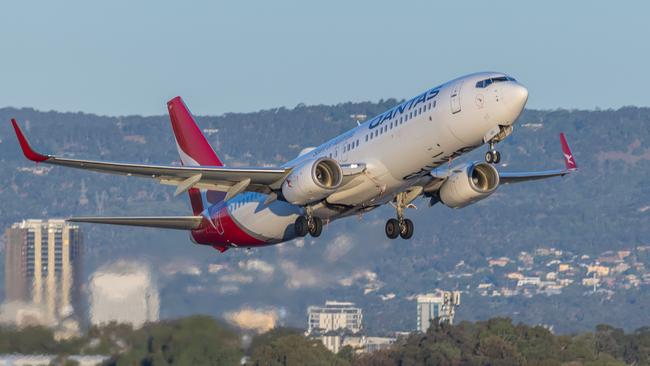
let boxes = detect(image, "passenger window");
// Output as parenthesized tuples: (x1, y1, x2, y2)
(365, 135, 368, 142)
(356, 139, 359, 147)
(433, 100, 437, 108)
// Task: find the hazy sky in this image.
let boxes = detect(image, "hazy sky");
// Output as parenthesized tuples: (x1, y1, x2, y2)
(1, 0, 648, 116)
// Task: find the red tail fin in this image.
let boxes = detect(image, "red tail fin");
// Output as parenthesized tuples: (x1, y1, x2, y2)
(559, 133, 577, 170)
(167, 97, 225, 214)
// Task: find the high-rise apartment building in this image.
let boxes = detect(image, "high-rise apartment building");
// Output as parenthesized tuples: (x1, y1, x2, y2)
(4, 219, 82, 324)
(416, 290, 461, 332)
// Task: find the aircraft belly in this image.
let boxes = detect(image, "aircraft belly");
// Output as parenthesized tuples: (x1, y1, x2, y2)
(326, 175, 382, 206)
(229, 198, 301, 242)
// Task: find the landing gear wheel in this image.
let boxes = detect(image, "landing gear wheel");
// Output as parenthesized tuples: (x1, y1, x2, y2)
(294, 216, 308, 237)
(385, 218, 399, 239)
(399, 219, 414, 239)
(485, 151, 493, 163)
(309, 217, 323, 237)
(493, 151, 501, 164)
(485, 150, 500, 164)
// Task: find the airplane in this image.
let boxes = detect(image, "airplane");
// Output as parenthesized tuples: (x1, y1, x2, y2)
(11, 72, 577, 253)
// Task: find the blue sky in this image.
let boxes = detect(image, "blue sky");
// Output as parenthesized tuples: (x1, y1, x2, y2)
(1, 0, 648, 116)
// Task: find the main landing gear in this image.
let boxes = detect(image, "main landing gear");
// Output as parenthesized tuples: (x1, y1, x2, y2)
(385, 192, 414, 239)
(294, 210, 323, 238)
(485, 141, 501, 164)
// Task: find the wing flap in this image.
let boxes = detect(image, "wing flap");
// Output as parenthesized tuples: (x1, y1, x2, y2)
(67, 216, 205, 230)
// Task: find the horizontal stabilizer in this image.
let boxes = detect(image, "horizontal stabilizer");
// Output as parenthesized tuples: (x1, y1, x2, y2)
(67, 216, 204, 230)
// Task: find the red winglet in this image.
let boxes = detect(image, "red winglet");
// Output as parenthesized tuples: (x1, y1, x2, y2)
(559, 133, 577, 170)
(11, 119, 49, 162)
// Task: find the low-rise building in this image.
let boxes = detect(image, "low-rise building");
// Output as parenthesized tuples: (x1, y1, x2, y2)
(506, 272, 524, 280)
(343, 336, 395, 353)
(488, 257, 510, 267)
(517, 277, 541, 287)
(89, 261, 159, 328)
(307, 301, 362, 335)
(587, 265, 610, 277)
(582, 277, 600, 288)
(558, 264, 572, 272)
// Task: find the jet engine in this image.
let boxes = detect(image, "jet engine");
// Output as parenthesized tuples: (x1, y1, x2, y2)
(439, 162, 499, 208)
(282, 157, 343, 205)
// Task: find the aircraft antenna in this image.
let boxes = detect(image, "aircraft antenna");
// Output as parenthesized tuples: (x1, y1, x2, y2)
(350, 114, 367, 126)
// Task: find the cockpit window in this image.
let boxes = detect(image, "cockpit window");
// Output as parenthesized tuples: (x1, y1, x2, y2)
(475, 76, 517, 88)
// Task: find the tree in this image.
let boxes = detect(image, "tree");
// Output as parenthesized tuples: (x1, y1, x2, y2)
(247, 329, 349, 366)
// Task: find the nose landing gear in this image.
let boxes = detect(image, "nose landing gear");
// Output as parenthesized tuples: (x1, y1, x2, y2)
(485, 142, 501, 164)
(385, 192, 414, 239)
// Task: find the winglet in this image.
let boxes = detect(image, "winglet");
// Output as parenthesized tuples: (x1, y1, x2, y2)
(11, 119, 50, 162)
(559, 133, 577, 170)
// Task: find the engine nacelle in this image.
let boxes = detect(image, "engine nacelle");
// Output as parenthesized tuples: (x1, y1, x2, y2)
(282, 158, 343, 205)
(439, 162, 500, 208)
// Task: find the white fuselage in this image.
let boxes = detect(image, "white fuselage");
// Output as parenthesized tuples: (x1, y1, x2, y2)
(216, 72, 528, 245)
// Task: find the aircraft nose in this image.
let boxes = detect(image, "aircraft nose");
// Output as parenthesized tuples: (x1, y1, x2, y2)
(503, 82, 528, 124)
(508, 83, 528, 111)
(511, 83, 528, 109)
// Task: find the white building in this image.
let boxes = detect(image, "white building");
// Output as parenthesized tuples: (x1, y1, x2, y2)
(89, 261, 159, 328)
(416, 290, 461, 333)
(307, 301, 362, 335)
(343, 336, 395, 354)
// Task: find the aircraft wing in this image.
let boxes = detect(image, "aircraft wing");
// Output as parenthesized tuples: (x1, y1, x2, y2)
(498, 133, 577, 184)
(12, 119, 290, 196)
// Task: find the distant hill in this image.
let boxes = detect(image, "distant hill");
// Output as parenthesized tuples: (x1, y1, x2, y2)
(0, 103, 649, 334)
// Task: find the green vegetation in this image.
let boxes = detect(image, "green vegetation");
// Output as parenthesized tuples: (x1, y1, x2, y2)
(0, 317, 649, 365)
(246, 328, 350, 366)
(0, 316, 242, 365)
(356, 318, 650, 366)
